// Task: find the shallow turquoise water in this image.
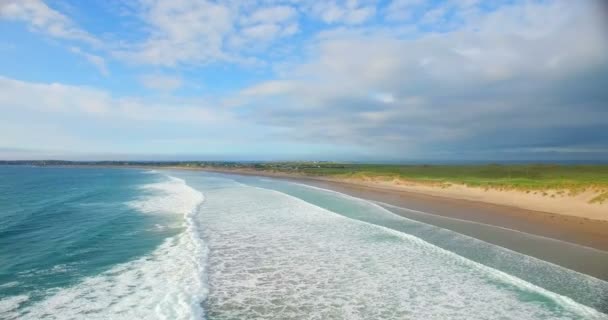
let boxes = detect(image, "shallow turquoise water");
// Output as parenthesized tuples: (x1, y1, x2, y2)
(1, 167, 607, 319)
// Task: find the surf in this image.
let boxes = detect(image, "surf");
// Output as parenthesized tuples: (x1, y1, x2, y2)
(192, 175, 608, 319)
(1, 173, 208, 320)
(239, 176, 608, 313)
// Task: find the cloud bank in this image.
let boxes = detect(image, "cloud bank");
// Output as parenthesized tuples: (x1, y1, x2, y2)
(0, 0, 607, 160)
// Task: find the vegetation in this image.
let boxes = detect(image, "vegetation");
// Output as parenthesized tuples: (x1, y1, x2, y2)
(220, 162, 608, 191)
(3, 160, 608, 197)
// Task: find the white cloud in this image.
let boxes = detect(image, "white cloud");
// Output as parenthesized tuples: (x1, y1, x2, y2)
(114, 0, 233, 66)
(0, 0, 98, 45)
(2, 0, 607, 158)
(70, 47, 109, 76)
(241, 80, 296, 96)
(242, 23, 282, 40)
(0, 76, 111, 115)
(139, 74, 183, 92)
(238, 5, 299, 42)
(0, 76, 223, 123)
(0, 76, 287, 157)
(309, 0, 376, 25)
(385, 0, 425, 21)
(233, 0, 608, 153)
(420, 5, 448, 24)
(117, 1, 304, 66)
(245, 6, 296, 25)
(1, 1, 302, 67)
(0, 0, 109, 76)
(372, 92, 395, 104)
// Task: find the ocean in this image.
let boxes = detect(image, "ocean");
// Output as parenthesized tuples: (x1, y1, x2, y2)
(0, 166, 607, 319)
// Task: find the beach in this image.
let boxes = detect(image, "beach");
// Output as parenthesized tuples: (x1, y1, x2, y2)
(194, 167, 608, 221)
(2, 166, 608, 319)
(65, 164, 608, 253)
(185, 167, 608, 281)
(302, 179, 608, 249)
(61, 164, 608, 254)
(4, 0, 607, 317)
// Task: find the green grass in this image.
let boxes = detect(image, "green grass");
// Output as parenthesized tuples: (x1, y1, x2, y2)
(223, 162, 608, 192)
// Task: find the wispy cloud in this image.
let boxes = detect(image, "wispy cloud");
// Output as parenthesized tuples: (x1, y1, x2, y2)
(1, 0, 607, 160)
(139, 74, 183, 92)
(112, 1, 303, 66)
(70, 47, 109, 76)
(308, 0, 376, 25)
(0, 0, 99, 45)
(0, 76, 223, 122)
(114, 0, 233, 66)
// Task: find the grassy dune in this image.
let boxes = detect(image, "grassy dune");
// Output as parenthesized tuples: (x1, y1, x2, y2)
(4, 160, 607, 203)
(228, 163, 608, 203)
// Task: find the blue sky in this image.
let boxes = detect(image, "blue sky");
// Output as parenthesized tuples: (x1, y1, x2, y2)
(0, 0, 607, 161)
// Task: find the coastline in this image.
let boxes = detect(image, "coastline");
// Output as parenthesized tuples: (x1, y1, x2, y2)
(12, 164, 608, 279)
(193, 167, 608, 252)
(196, 167, 608, 220)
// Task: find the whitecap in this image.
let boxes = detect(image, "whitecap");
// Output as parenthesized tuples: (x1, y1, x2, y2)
(0, 295, 29, 319)
(199, 184, 608, 319)
(5, 175, 208, 320)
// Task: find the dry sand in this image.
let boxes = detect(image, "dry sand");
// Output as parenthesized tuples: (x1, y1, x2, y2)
(337, 176, 608, 221)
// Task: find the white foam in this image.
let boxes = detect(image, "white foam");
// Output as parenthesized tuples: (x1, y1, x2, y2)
(290, 180, 608, 253)
(0, 295, 29, 318)
(5, 175, 208, 320)
(270, 180, 608, 306)
(128, 176, 202, 216)
(199, 184, 608, 319)
(0, 282, 19, 289)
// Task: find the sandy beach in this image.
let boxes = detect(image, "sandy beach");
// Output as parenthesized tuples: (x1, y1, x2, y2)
(195, 167, 608, 252)
(178, 167, 608, 281)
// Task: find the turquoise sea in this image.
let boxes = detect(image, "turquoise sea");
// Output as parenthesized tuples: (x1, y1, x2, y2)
(1, 166, 607, 319)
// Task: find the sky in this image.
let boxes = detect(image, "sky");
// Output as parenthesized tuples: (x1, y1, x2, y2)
(0, 0, 607, 162)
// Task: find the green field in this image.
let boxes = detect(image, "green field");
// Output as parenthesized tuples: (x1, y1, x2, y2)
(216, 162, 608, 198)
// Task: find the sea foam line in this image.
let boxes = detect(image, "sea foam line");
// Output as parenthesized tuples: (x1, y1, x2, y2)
(282, 179, 608, 254)
(251, 182, 608, 319)
(1, 174, 208, 320)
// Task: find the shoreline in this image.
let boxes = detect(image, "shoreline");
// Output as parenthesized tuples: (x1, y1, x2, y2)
(194, 167, 608, 280)
(195, 167, 608, 280)
(198, 167, 608, 221)
(194, 167, 608, 253)
(15, 164, 608, 251)
(13, 164, 608, 279)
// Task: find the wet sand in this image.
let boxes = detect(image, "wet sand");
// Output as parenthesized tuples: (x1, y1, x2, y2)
(197, 168, 608, 250)
(300, 179, 608, 251)
(291, 178, 608, 280)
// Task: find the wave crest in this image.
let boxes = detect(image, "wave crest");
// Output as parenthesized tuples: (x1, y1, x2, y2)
(4, 175, 208, 320)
